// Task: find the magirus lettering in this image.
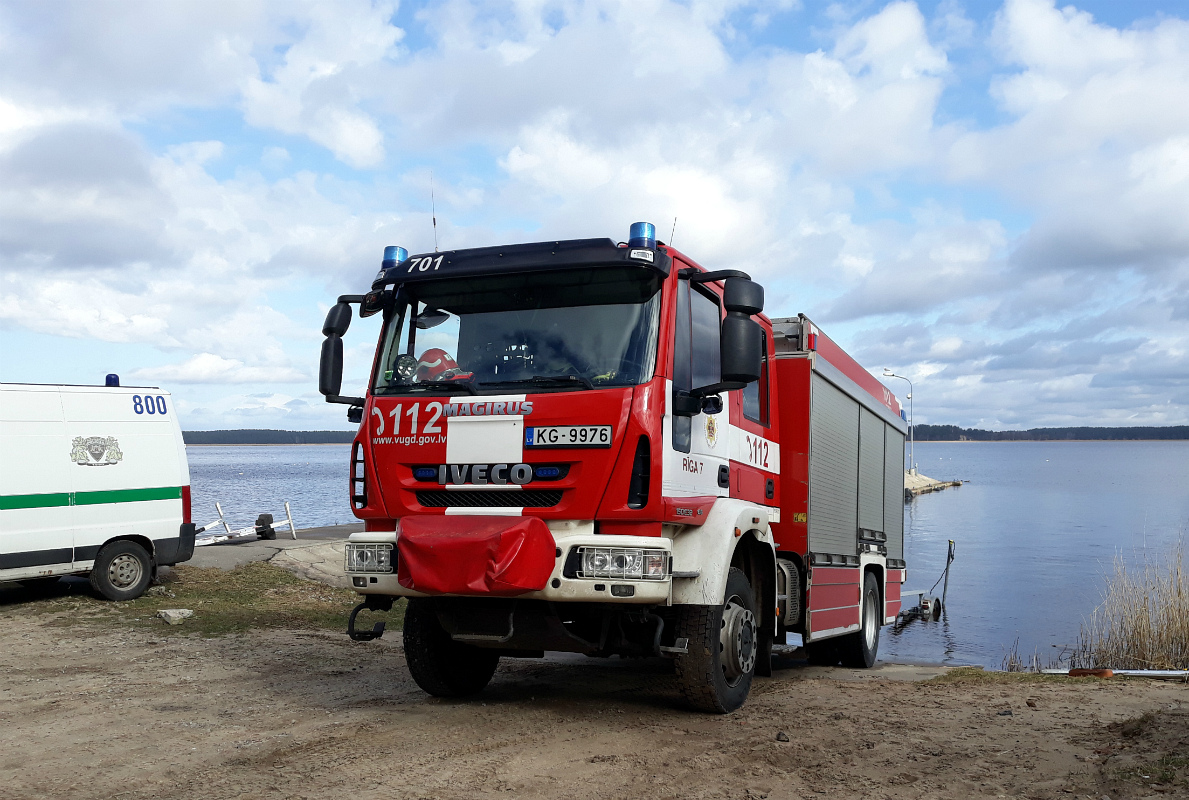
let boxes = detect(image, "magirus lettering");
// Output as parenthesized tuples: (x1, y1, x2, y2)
(443, 401, 533, 417)
(437, 463, 533, 485)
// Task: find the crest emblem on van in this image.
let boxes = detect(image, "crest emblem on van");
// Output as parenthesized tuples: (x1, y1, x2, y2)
(70, 436, 123, 467)
(705, 415, 718, 448)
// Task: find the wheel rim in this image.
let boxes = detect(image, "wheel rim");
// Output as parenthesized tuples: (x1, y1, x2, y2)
(863, 588, 878, 650)
(720, 594, 757, 686)
(108, 554, 143, 589)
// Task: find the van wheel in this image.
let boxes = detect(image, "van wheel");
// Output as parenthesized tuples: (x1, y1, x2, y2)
(403, 598, 500, 697)
(675, 567, 757, 714)
(90, 541, 153, 601)
(839, 572, 881, 668)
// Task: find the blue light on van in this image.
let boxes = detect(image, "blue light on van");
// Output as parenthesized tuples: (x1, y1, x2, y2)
(382, 246, 409, 271)
(534, 466, 561, 479)
(105, 374, 120, 387)
(628, 222, 656, 249)
(412, 467, 437, 481)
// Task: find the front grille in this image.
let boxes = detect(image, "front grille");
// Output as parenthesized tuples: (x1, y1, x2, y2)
(415, 490, 562, 508)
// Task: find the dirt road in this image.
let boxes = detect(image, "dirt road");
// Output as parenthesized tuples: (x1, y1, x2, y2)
(2, 604, 1186, 800)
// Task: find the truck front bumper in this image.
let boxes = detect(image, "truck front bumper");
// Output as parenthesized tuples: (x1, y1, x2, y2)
(345, 524, 672, 605)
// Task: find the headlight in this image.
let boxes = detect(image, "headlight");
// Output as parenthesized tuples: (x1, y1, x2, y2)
(345, 543, 394, 573)
(578, 547, 668, 580)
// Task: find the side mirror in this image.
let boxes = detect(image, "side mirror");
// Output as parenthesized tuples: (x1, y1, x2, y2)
(323, 302, 353, 336)
(346, 405, 364, 424)
(723, 277, 764, 316)
(720, 315, 762, 384)
(359, 290, 388, 319)
(673, 391, 725, 417)
(319, 335, 344, 397)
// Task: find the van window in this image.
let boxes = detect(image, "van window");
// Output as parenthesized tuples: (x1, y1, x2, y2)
(742, 331, 769, 426)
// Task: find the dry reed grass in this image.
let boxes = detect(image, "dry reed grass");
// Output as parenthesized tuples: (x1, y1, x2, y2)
(1073, 545, 1189, 670)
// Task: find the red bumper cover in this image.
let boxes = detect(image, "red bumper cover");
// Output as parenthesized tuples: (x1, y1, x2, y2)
(397, 516, 557, 596)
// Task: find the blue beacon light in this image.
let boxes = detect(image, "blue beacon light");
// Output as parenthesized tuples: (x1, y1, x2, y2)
(381, 245, 409, 271)
(628, 221, 656, 249)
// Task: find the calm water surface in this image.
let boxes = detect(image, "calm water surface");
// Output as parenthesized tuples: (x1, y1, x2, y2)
(186, 441, 1189, 669)
(187, 445, 354, 531)
(884, 441, 1189, 668)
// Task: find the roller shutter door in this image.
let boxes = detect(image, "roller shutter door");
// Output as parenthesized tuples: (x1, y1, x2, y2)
(858, 408, 885, 533)
(808, 374, 858, 556)
(884, 427, 906, 560)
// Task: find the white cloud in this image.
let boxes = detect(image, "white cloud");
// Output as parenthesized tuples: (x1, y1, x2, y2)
(1, 0, 1188, 428)
(131, 353, 305, 384)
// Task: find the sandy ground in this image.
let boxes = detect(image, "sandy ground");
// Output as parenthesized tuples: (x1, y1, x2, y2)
(1, 606, 1186, 800)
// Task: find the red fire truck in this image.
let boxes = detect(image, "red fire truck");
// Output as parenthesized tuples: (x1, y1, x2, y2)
(318, 223, 907, 713)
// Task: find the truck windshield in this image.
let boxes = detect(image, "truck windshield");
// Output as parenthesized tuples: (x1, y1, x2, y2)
(372, 267, 661, 396)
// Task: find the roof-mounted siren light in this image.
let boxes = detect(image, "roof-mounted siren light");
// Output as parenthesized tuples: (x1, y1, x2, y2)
(628, 221, 656, 249)
(382, 245, 409, 271)
(105, 374, 120, 387)
(375, 245, 409, 283)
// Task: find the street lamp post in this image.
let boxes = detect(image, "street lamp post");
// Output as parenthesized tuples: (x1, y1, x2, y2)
(883, 369, 914, 474)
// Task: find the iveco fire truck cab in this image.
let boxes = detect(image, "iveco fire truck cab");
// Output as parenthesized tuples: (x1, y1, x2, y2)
(319, 223, 907, 713)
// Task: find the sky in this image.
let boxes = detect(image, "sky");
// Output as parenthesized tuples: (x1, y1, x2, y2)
(1, 0, 1187, 431)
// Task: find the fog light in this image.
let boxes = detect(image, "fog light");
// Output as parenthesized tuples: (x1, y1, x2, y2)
(578, 547, 668, 580)
(610, 585, 635, 597)
(345, 543, 394, 573)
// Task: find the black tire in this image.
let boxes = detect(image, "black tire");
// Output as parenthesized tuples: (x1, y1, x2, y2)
(674, 567, 758, 714)
(403, 598, 500, 697)
(839, 572, 881, 668)
(90, 540, 153, 601)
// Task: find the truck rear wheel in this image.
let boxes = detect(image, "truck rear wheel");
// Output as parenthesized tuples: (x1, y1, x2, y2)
(839, 572, 881, 668)
(90, 540, 153, 601)
(674, 567, 757, 714)
(403, 598, 500, 697)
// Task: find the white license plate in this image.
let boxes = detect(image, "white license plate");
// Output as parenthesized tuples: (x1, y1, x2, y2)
(526, 425, 612, 448)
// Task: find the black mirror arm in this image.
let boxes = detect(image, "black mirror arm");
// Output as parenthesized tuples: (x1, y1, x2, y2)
(326, 394, 365, 406)
(337, 294, 365, 304)
(691, 381, 746, 398)
(679, 268, 752, 283)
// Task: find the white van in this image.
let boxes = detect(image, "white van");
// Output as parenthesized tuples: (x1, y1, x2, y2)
(0, 380, 195, 600)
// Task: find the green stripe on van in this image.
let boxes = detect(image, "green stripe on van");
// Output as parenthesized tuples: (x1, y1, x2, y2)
(0, 486, 182, 510)
(0, 492, 72, 510)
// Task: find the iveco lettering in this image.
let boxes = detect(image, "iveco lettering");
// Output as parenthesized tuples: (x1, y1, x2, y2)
(319, 223, 908, 713)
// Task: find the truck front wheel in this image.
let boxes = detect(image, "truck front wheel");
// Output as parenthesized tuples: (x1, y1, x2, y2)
(675, 567, 757, 714)
(403, 598, 500, 697)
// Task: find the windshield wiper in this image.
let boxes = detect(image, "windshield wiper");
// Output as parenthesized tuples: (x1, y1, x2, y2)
(392, 379, 478, 395)
(482, 375, 595, 391)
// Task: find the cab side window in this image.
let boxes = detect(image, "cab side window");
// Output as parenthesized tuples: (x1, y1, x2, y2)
(742, 331, 769, 426)
(672, 281, 722, 453)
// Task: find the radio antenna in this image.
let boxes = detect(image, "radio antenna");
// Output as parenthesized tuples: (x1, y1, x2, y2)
(669, 216, 677, 248)
(430, 171, 439, 252)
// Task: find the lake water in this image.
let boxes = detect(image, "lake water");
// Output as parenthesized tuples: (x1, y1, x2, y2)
(185, 441, 1189, 669)
(187, 445, 355, 531)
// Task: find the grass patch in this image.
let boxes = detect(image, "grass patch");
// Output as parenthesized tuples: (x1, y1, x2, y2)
(3, 562, 405, 637)
(1074, 544, 1189, 670)
(1113, 753, 1189, 787)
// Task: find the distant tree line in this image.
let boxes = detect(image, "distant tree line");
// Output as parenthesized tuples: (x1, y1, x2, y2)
(913, 425, 1189, 441)
(183, 429, 355, 445)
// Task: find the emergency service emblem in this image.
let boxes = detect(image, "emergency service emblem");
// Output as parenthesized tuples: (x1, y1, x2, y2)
(705, 415, 718, 448)
(70, 436, 123, 467)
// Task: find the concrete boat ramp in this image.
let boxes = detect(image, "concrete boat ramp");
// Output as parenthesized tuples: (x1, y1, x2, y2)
(184, 523, 361, 588)
(904, 470, 963, 499)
